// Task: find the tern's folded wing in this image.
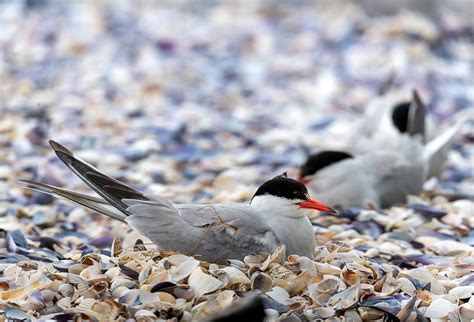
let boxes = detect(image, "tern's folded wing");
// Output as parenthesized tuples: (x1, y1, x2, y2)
(124, 201, 280, 263)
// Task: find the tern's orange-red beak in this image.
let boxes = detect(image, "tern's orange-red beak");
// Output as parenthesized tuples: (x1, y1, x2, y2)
(297, 178, 311, 185)
(296, 198, 337, 214)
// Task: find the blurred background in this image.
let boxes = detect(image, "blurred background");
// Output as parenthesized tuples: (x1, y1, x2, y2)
(1, 0, 473, 214)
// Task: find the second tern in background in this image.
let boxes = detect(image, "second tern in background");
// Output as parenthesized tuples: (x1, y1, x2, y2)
(299, 109, 471, 209)
(22, 140, 336, 264)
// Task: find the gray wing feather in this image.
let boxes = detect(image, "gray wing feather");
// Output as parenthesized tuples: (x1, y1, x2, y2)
(124, 201, 279, 263)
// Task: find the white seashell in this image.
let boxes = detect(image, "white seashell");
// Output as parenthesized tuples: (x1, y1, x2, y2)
(396, 277, 416, 295)
(297, 257, 317, 276)
(58, 283, 75, 297)
(188, 267, 223, 298)
(193, 290, 235, 319)
(448, 285, 474, 299)
(424, 299, 458, 318)
(314, 262, 341, 275)
(221, 267, 251, 285)
(267, 286, 290, 305)
(135, 309, 156, 317)
(166, 254, 191, 266)
(57, 296, 71, 309)
(459, 303, 474, 321)
(325, 285, 360, 310)
(429, 240, 474, 256)
(170, 258, 200, 282)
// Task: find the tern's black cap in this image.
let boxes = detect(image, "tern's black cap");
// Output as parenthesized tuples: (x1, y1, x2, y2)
(391, 101, 410, 133)
(252, 173, 309, 201)
(300, 151, 353, 178)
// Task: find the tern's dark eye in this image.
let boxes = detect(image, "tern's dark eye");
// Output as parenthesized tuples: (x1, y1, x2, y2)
(300, 151, 353, 178)
(252, 174, 308, 201)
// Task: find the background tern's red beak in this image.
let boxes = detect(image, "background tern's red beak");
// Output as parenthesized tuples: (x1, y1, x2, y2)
(297, 198, 337, 214)
(297, 178, 311, 185)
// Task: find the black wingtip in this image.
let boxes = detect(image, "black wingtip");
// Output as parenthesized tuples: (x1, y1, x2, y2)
(407, 89, 426, 141)
(49, 139, 73, 156)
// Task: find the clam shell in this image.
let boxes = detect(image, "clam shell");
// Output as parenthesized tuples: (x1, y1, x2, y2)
(325, 284, 360, 310)
(251, 272, 273, 293)
(448, 285, 474, 300)
(424, 299, 458, 318)
(170, 258, 200, 282)
(193, 290, 235, 319)
(267, 286, 290, 305)
(220, 267, 251, 285)
(188, 267, 223, 298)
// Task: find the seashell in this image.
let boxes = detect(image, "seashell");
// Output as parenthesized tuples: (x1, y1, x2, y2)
(68, 274, 89, 294)
(226, 259, 246, 270)
(170, 258, 200, 282)
(278, 313, 301, 322)
(188, 267, 223, 298)
(396, 277, 416, 295)
(326, 240, 352, 253)
(193, 290, 235, 319)
(267, 263, 296, 281)
(213, 270, 230, 288)
(317, 278, 342, 294)
(286, 270, 314, 296)
(142, 271, 171, 291)
(173, 285, 195, 300)
(341, 266, 359, 286)
(113, 286, 130, 298)
(111, 236, 123, 257)
(397, 296, 417, 322)
(344, 309, 363, 321)
(155, 291, 176, 303)
(110, 277, 137, 290)
(58, 283, 75, 297)
(414, 289, 433, 304)
(0, 276, 51, 300)
(68, 263, 88, 275)
(81, 253, 101, 266)
(429, 240, 473, 256)
(325, 284, 360, 310)
(57, 296, 72, 309)
(138, 263, 152, 284)
(459, 303, 474, 321)
(27, 290, 45, 308)
(40, 289, 59, 302)
(243, 253, 269, 267)
(357, 307, 388, 320)
(267, 286, 290, 305)
(5, 307, 33, 320)
(150, 281, 177, 293)
(166, 254, 191, 266)
(304, 306, 336, 319)
(138, 290, 160, 304)
(424, 299, 458, 318)
(251, 272, 273, 293)
(314, 262, 341, 275)
(448, 285, 474, 299)
(360, 296, 401, 316)
(17, 260, 38, 270)
(105, 266, 121, 279)
(220, 267, 251, 285)
(260, 245, 286, 271)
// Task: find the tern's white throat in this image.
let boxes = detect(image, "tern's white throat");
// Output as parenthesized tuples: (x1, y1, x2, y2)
(250, 194, 308, 218)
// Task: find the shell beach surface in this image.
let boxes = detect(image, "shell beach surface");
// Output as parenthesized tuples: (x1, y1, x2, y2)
(0, 1, 473, 321)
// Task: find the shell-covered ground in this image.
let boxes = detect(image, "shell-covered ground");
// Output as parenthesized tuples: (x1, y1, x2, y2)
(1, 1, 473, 321)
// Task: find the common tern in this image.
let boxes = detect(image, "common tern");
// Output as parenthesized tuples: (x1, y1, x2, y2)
(299, 109, 471, 209)
(22, 140, 336, 264)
